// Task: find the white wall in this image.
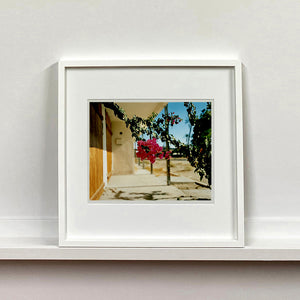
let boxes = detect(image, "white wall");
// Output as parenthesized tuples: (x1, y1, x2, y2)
(111, 122, 135, 175)
(0, 0, 300, 298)
(1, 0, 299, 221)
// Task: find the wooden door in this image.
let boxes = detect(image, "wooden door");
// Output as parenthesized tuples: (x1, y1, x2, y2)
(106, 111, 113, 180)
(89, 103, 104, 200)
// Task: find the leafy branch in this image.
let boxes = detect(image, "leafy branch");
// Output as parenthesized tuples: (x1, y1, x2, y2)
(184, 102, 212, 187)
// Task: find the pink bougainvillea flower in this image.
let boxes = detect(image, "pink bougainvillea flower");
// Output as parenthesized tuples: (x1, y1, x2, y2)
(164, 151, 171, 160)
(136, 138, 171, 163)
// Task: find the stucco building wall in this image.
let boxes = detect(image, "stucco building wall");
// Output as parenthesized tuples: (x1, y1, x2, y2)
(111, 122, 135, 175)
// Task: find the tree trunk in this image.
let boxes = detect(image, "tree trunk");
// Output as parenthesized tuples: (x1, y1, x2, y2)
(150, 133, 153, 174)
(165, 105, 171, 185)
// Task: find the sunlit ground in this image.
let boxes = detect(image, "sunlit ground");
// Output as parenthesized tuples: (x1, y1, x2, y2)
(99, 157, 211, 201)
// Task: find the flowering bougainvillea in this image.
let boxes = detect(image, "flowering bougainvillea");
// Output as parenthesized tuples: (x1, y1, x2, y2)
(136, 138, 171, 164)
(165, 112, 182, 126)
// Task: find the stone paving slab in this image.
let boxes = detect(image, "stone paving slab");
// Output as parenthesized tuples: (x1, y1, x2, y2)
(179, 189, 211, 200)
(134, 168, 150, 175)
(100, 185, 185, 201)
(105, 168, 211, 201)
(170, 176, 195, 183)
(108, 174, 165, 188)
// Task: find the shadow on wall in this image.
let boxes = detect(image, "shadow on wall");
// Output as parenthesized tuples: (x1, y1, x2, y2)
(241, 64, 251, 218)
(41, 63, 58, 222)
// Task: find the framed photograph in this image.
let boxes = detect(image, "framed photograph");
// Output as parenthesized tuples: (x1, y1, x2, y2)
(58, 60, 244, 247)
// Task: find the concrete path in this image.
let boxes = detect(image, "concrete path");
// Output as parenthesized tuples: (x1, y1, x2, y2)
(108, 174, 164, 188)
(101, 185, 185, 201)
(100, 164, 211, 201)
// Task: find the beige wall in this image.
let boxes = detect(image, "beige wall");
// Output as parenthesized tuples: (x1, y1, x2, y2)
(112, 122, 135, 175)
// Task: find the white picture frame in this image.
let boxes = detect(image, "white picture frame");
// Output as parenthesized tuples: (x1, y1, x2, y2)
(58, 60, 244, 248)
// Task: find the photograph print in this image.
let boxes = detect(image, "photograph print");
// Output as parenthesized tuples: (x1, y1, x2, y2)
(89, 101, 212, 201)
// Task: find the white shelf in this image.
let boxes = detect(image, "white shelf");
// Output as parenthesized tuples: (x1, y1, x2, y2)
(1, 238, 300, 260)
(0, 218, 299, 260)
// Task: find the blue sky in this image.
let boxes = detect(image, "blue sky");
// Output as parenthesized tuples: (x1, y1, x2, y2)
(156, 102, 209, 145)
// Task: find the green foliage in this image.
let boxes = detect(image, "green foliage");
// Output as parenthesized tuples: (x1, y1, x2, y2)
(103, 103, 183, 147)
(103, 102, 157, 140)
(184, 102, 212, 187)
(103, 102, 128, 122)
